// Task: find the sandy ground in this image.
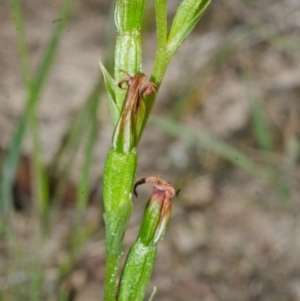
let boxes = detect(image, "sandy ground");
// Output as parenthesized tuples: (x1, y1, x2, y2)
(1, 0, 300, 300)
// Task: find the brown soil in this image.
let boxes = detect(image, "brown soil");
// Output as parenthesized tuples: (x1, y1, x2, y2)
(0, 0, 300, 300)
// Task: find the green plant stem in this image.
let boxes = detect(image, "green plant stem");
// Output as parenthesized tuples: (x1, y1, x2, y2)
(103, 1, 149, 300)
(118, 176, 174, 301)
(102, 1, 212, 300)
(118, 243, 156, 301)
(114, 0, 148, 109)
(103, 149, 137, 301)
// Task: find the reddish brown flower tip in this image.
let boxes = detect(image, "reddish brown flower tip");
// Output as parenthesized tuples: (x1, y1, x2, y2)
(134, 176, 175, 244)
(112, 71, 156, 153)
(134, 176, 175, 199)
(144, 82, 156, 96)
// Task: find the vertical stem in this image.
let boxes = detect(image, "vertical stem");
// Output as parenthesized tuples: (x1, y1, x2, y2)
(103, 149, 136, 301)
(104, 254, 122, 301)
(103, 1, 148, 300)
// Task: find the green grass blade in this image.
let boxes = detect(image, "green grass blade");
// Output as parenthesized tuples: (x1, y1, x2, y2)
(49, 98, 92, 179)
(29, 111, 49, 216)
(149, 115, 267, 180)
(244, 77, 273, 152)
(0, 0, 32, 215)
(76, 87, 101, 211)
(28, 263, 43, 301)
(49, 101, 92, 176)
(27, 0, 77, 215)
(7, 0, 49, 219)
(0, 114, 26, 214)
(32, 0, 75, 99)
(49, 81, 101, 204)
(151, 115, 292, 200)
(8, 0, 32, 90)
(0, 0, 75, 214)
(242, 76, 292, 198)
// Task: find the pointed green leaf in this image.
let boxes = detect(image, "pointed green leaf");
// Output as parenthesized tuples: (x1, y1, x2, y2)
(167, 0, 211, 57)
(99, 60, 120, 125)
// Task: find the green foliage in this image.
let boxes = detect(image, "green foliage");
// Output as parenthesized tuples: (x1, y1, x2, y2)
(114, 0, 148, 107)
(0, 0, 102, 299)
(103, 150, 137, 212)
(3, 0, 297, 301)
(118, 243, 156, 301)
(167, 0, 211, 57)
(101, 1, 212, 300)
(99, 61, 120, 125)
(1, 0, 75, 216)
(117, 177, 174, 301)
(244, 77, 274, 152)
(75, 85, 100, 211)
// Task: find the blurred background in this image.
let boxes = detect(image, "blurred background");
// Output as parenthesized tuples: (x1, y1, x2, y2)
(0, 0, 300, 300)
